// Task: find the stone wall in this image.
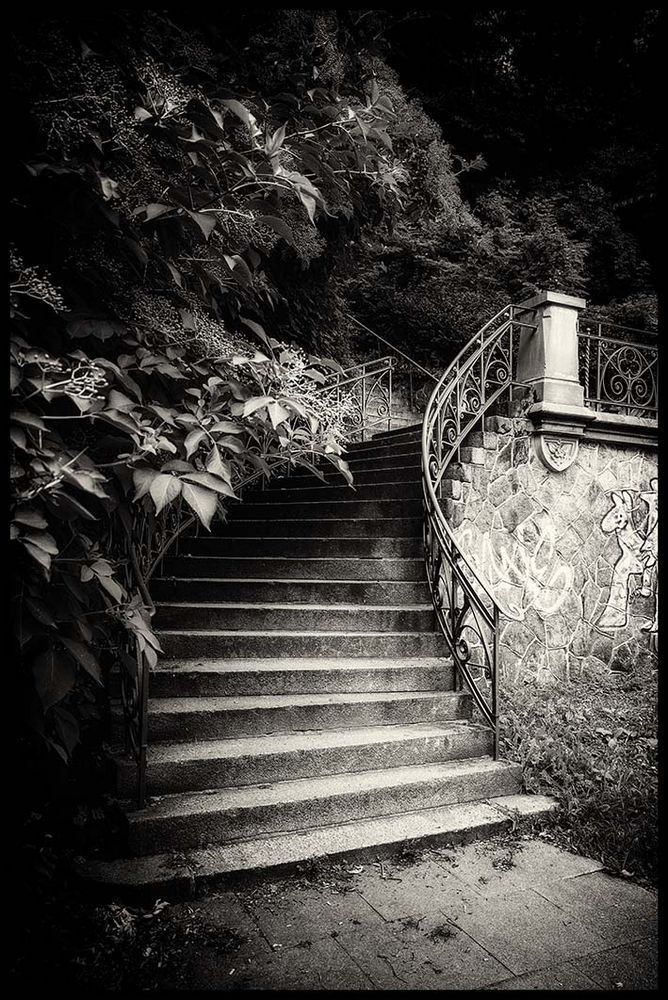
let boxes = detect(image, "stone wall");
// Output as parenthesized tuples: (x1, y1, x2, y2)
(447, 416, 658, 683)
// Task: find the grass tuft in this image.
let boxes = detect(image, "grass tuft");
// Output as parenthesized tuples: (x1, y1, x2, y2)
(500, 662, 657, 886)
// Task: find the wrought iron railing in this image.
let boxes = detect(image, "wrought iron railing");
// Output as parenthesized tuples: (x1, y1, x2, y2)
(348, 316, 438, 415)
(578, 317, 658, 417)
(319, 354, 394, 442)
(421, 304, 536, 754)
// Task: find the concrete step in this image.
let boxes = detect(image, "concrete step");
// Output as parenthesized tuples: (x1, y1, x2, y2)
(343, 451, 421, 472)
(341, 442, 421, 464)
(159, 554, 424, 579)
(116, 718, 485, 795)
(125, 758, 522, 855)
(147, 657, 454, 698)
(158, 630, 449, 659)
(348, 428, 422, 452)
(369, 422, 423, 442)
(76, 794, 558, 900)
(151, 578, 430, 605)
(226, 498, 423, 520)
(114, 690, 471, 743)
(179, 518, 422, 543)
(250, 480, 421, 503)
(287, 463, 420, 485)
(154, 602, 436, 633)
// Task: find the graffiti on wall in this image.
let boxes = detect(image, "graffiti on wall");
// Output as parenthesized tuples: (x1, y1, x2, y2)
(459, 511, 574, 622)
(596, 479, 658, 634)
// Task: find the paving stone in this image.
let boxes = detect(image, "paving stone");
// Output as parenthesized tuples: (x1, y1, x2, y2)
(435, 839, 605, 896)
(211, 935, 376, 991)
(355, 857, 482, 921)
(485, 960, 602, 990)
(444, 887, 605, 975)
(534, 871, 658, 945)
(335, 922, 450, 990)
(241, 883, 383, 947)
(385, 911, 513, 989)
(571, 936, 658, 991)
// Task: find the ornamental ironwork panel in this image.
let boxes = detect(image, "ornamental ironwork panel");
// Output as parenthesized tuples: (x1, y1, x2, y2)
(578, 319, 658, 417)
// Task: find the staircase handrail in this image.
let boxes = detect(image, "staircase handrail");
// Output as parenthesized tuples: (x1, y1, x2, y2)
(421, 304, 537, 754)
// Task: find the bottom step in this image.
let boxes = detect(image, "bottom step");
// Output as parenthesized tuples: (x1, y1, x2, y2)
(76, 794, 556, 901)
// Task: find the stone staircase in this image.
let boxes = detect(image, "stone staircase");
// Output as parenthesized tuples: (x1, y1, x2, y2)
(82, 424, 554, 897)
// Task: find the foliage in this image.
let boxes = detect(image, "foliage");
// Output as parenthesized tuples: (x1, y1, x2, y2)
(500, 665, 658, 886)
(9, 11, 413, 770)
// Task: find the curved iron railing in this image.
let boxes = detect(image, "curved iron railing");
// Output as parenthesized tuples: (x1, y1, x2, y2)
(421, 304, 536, 754)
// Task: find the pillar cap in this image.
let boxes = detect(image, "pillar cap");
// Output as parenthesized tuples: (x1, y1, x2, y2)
(519, 290, 587, 311)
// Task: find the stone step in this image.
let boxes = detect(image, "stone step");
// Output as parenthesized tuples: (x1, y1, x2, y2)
(76, 794, 558, 900)
(147, 657, 454, 698)
(159, 554, 424, 579)
(349, 428, 422, 451)
(341, 441, 421, 464)
(116, 718, 484, 795)
(154, 602, 436, 633)
(113, 690, 471, 743)
(287, 463, 420, 485)
(343, 451, 422, 471)
(151, 578, 430, 605)
(227, 498, 423, 520)
(159, 630, 449, 659)
(125, 758, 521, 855)
(250, 480, 421, 503)
(370, 422, 423, 442)
(180, 517, 422, 542)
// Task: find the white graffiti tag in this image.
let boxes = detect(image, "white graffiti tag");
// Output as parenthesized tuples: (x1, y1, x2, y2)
(458, 512, 573, 622)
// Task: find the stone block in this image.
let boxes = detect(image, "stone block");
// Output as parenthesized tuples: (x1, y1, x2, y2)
(499, 494, 534, 533)
(489, 476, 511, 508)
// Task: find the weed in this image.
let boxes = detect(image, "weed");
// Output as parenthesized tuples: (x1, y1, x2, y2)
(500, 663, 657, 885)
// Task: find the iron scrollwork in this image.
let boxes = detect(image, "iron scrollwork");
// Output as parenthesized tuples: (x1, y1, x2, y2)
(578, 319, 658, 417)
(421, 305, 530, 753)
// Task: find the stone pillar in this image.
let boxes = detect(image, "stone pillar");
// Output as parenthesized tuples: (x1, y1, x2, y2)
(516, 290, 594, 471)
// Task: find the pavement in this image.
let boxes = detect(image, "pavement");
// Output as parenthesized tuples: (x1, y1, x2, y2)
(165, 831, 658, 990)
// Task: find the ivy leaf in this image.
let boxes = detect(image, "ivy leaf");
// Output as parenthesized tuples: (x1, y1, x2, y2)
(181, 481, 218, 530)
(149, 473, 182, 514)
(67, 317, 127, 340)
(206, 446, 232, 482)
(184, 429, 208, 457)
(265, 122, 287, 157)
(133, 203, 172, 221)
(223, 254, 253, 288)
(98, 575, 124, 603)
(33, 647, 76, 710)
(243, 395, 273, 417)
(12, 410, 46, 430)
(133, 467, 160, 500)
(22, 530, 58, 555)
(298, 189, 317, 224)
(184, 208, 217, 241)
(25, 596, 57, 628)
(239, 317, 271, 349)
(257, 215, 296, 246)
(61, 637, 102, 683)
(182, 471, 236, 497)
(52, 706, 80, 757)
(267, 401, 290, 429)
(13, 509, 48, 530)
(209, 420, 242, 434)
